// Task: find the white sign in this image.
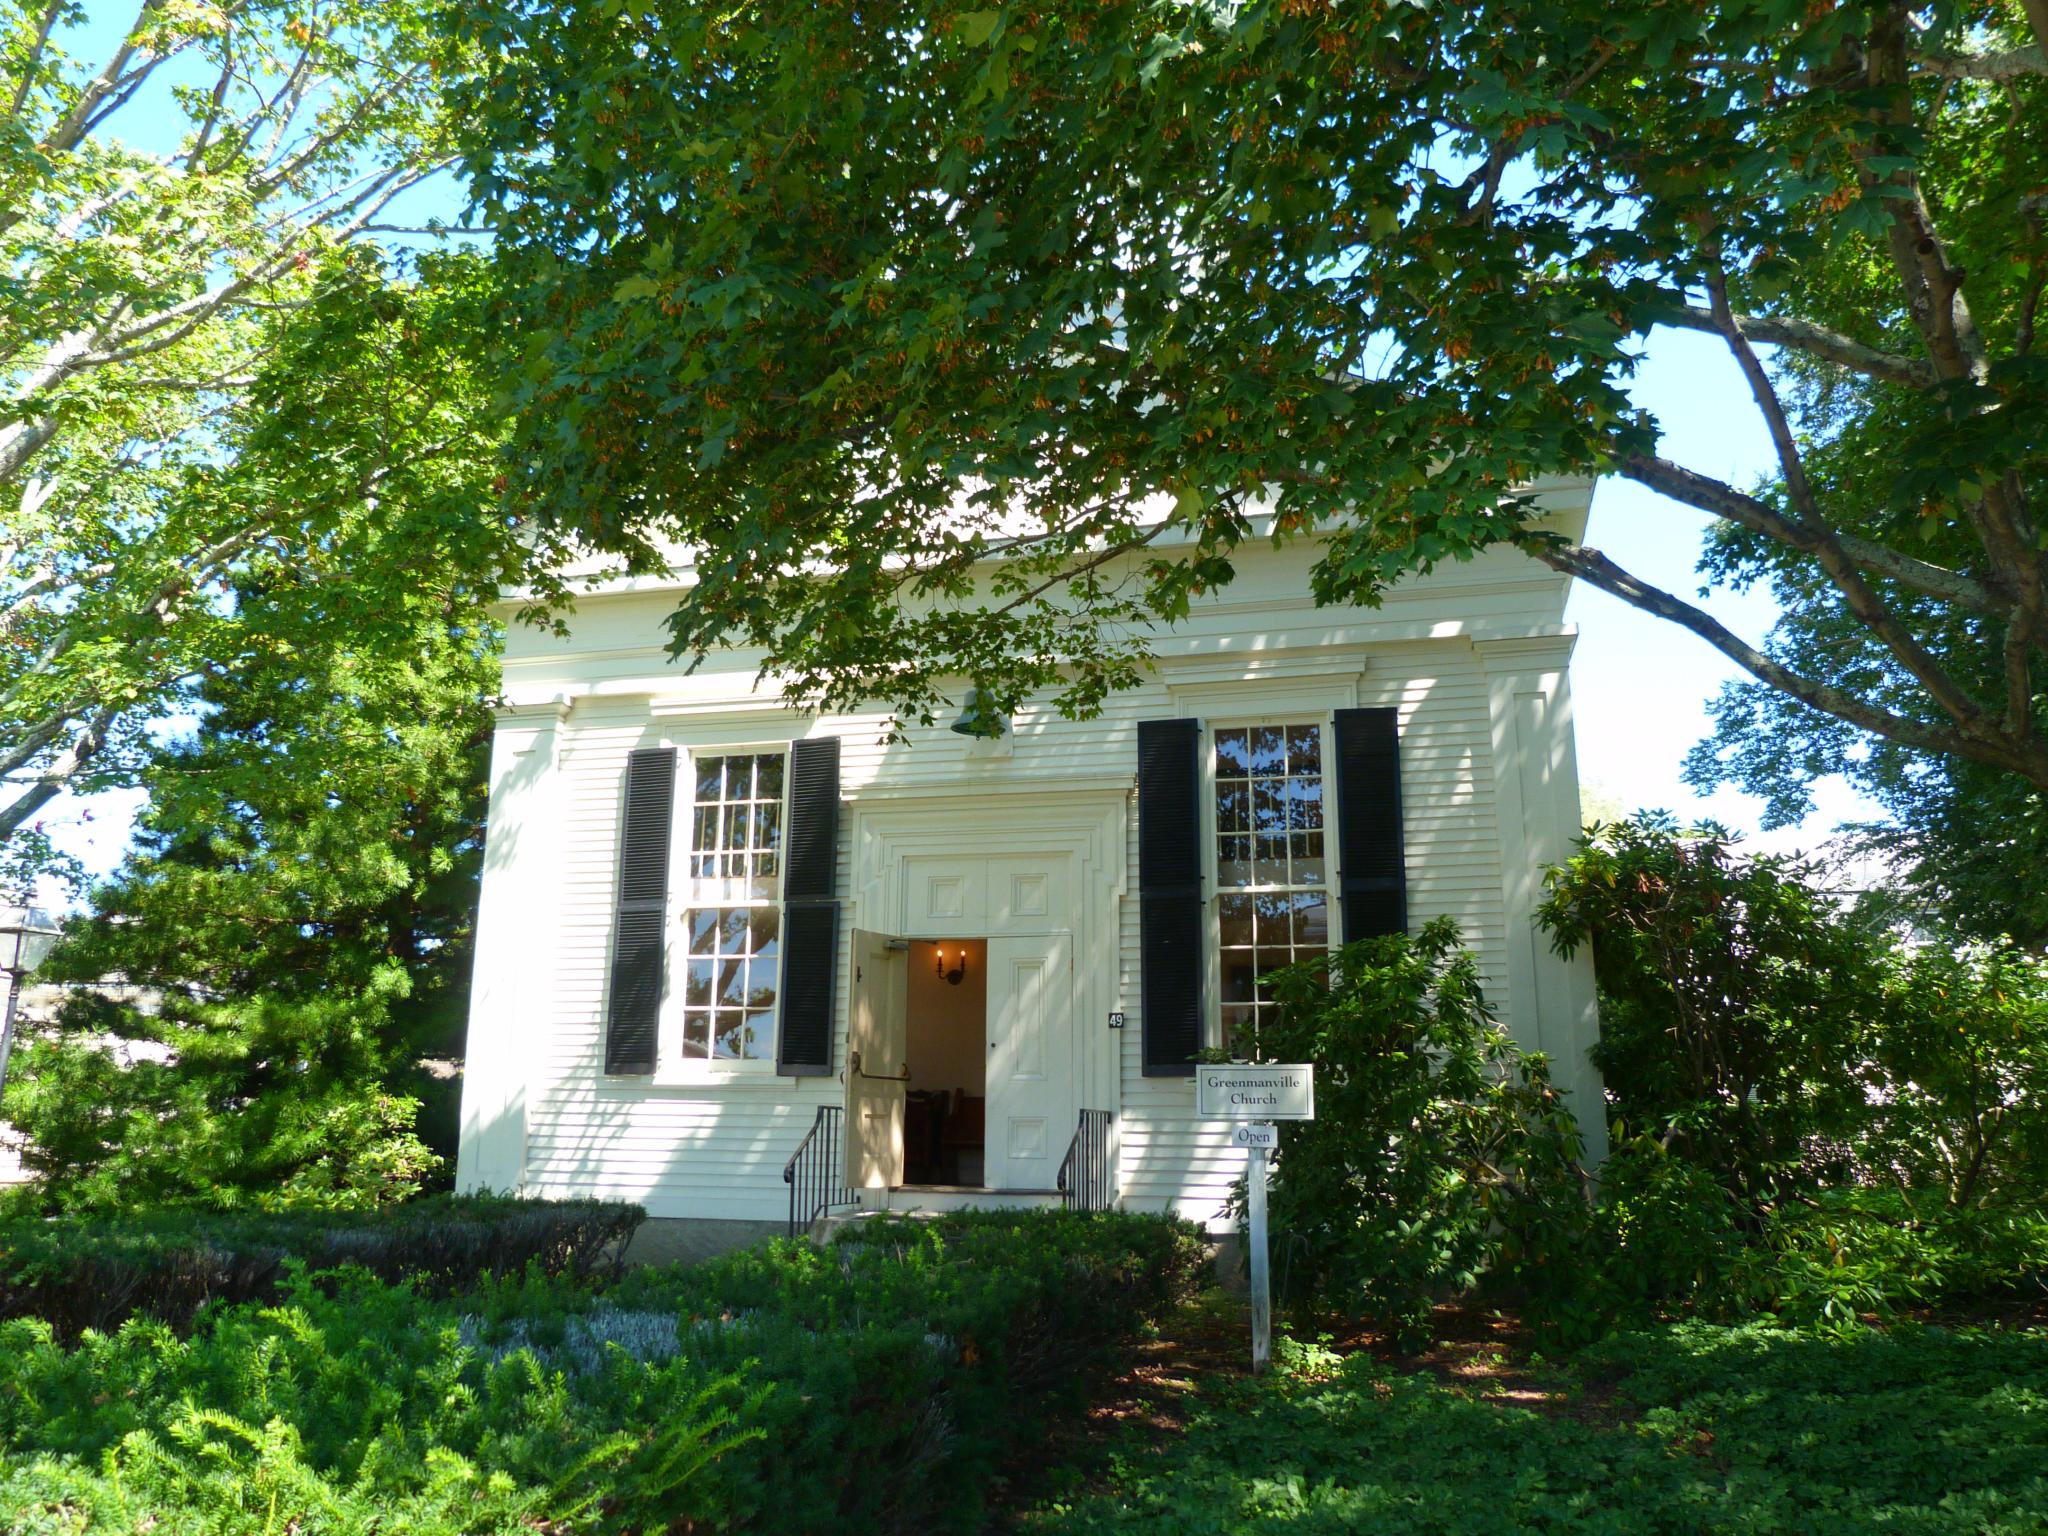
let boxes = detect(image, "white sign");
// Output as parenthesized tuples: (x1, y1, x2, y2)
(1196, 1064, 1315, 1121)
(1230, 1123, 1279, 1150)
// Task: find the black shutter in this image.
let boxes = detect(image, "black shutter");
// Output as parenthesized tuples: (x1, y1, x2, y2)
(604, 747, 676, 1074)
(1137, 718, 1204, 1078)
(777, 736, 840, 1076)
(1333, 707, 1409, 942)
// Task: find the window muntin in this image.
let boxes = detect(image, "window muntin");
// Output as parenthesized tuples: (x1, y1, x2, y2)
(681, 751, 785, 1062)
(682, 905, 779, 1061)
(688, 751, 783, 899)
(1214, 723, 1329, 1054)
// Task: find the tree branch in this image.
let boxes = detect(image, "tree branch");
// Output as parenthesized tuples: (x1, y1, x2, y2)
(1654, 298, 1934, 389)
(6, 0, 65, 120)
(2021, 0, 2048, 62)
(1618, 454, 1999, 613)
(1705, 269, 1822, 523)
(0, 706, 118, 845)
(39, 3, 157, 157)
(1912, 46, 2047, 80)
(1529, 539, 2048, 785)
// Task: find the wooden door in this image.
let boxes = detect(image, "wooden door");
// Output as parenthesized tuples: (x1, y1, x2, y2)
(845, 929, 909, 1189)
(986, 931, 1075, 1190)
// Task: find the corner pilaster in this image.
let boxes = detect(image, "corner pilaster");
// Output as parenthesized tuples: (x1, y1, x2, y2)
(1474, 637, 1607, 1163)
(454, 695, 572, 1193)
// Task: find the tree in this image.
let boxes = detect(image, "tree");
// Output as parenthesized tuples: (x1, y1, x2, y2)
(1691, 683, 2048, 944)
(456, 0, 2048, 781)
(0, 0, 480, 851)
(0, 255, 516, 1211)
(1538, 817, 1885, 1206)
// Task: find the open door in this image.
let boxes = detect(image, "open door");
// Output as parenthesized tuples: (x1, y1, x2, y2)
(845, 929, 909, 1190)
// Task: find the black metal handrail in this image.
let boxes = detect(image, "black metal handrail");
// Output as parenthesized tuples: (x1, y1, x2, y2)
(783, 1104, 857, 1237)
(1056, 1108, 1115, 1212)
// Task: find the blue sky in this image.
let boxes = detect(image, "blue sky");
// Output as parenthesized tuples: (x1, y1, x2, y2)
(26, 10, 1880, 898)
(1565, 331, 1877, 853)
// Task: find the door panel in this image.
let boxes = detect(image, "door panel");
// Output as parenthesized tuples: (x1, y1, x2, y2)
(987, 854, 1069, 927)
(986, 932, 1074, 1190)
(845, 929, 908, 1189)
(903, 856, 988, 931)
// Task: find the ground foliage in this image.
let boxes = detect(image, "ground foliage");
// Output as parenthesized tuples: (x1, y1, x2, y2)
(457, 0, 2048, 804)
(1017, 1309, 2048, 1535)
(0, 1209, 1204, 1536)
(1, 253, 515, 1211)
(0, 1195, 647, 1339)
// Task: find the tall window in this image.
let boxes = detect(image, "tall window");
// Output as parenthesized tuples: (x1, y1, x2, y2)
(681, 751, 784, 1061)
(1214, 723, 1329, 1054)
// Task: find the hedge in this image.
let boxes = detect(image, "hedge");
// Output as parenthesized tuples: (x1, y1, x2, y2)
(0, 1208, 1206, 1534)
(0, 1194, 646, 1337)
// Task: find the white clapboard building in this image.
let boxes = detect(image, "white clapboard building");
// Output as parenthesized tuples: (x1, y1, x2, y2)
(456, 485, 1605, 1252)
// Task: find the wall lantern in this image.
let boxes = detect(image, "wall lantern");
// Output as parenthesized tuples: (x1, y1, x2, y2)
(0, 903, 61, 1104)
(935, 946, 968, 986)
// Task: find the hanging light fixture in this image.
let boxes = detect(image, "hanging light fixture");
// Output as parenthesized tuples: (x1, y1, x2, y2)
(948, 686, 1007, 739)
(934, 946, 968, 986)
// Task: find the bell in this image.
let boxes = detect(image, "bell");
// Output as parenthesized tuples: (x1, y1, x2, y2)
(948, 687, 1007, 739)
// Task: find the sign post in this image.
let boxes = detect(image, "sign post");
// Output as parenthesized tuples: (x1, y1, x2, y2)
(1199, 1066, 1315, 1376)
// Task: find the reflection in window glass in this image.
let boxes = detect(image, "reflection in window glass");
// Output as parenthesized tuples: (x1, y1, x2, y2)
(687, 752, 784, 898)
(680, 905, 779, 1059)
(681, 751, 786, 1062)
(1214, 723, 1328, 1055)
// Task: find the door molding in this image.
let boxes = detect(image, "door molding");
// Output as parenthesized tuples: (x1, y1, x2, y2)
(849, 791, 1128, 1131)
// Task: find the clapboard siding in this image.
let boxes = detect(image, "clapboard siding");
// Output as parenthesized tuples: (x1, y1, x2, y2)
(464, 518, 1601, 1225)
(1115, 648, 1517, 1225)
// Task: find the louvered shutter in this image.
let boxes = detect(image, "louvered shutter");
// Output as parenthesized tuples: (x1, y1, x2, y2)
(604, 747, 676, 1074)
(776, 736, 840, 1076)
(1332, 708, 1409, 942)
(1137, 718, 1204, 1078)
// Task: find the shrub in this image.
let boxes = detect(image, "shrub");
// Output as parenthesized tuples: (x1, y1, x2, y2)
(0, 1194, 647, 1338)
(0, 1210, 1204, 1535)
(1863, 941, 2048, 1209)
(1237, 918, 1587, 1345)
(1507, 1130, 1750, 1345)
(7, 970, 451, 1218)
(1724, 1192, 2048, 1333)
(1538, 816, 1882, 1206)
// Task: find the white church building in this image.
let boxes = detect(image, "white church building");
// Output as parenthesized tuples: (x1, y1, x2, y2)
(455, 482, 1605, 1250)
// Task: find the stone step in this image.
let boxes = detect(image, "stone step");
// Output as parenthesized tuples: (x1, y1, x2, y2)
(811, 1187, 1077, 1241)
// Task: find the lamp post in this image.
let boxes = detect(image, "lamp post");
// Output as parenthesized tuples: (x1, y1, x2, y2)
(0, 904, 60, 1106)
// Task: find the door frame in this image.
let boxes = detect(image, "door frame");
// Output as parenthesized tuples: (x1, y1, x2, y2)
(847, 788, 1129, 1158)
